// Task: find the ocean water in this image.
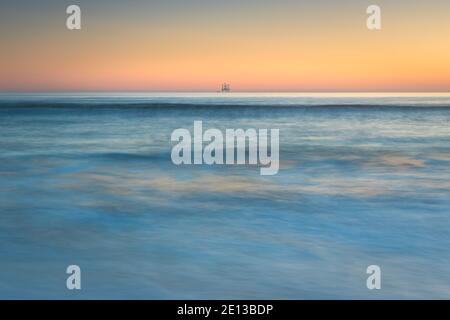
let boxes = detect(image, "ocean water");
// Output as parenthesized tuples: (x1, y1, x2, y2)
(0, 93, 449, 299)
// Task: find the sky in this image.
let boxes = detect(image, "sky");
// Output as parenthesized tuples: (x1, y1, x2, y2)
(1, 0, 450, 92)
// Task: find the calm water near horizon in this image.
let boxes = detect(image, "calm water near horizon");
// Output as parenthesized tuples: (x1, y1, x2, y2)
(0, 94, 449, 299)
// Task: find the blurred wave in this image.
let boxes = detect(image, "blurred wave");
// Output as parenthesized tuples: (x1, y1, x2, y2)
(0, 95, 449, 299)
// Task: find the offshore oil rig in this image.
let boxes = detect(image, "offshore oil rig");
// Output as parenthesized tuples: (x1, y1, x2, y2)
(220, 83, 231, 92)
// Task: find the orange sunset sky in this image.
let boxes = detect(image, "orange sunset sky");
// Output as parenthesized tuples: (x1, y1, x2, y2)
(1, 0, 450, 92)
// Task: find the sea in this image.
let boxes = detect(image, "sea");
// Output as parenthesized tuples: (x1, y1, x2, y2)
(0, 93, 449, 299)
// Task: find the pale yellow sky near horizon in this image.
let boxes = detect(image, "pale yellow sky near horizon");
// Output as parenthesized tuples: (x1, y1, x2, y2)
(1, 0, 450, 92)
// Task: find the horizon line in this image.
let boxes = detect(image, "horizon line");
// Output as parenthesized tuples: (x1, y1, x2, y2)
(1, 91, 450, 94)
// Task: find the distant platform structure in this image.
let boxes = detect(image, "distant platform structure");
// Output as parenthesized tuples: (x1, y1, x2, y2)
(220, 83, 231, 92)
